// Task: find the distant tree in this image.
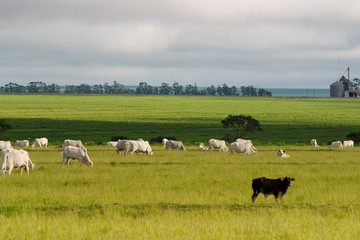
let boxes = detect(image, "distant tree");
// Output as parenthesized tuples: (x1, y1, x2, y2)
(0, 119, 12, 139)
(136, 82, 157, 95)
(258, 88, 272, 96)
(216, 85, 223, 95)
(64, 85, 76, 94)
(221, 115, 263, 139)
(3, 82, 26, 93)
(76, 84, 92, 94)
(172, 82, 183, 95)
(159, 82, 171, 95)
(241, 85, 257, 96)
(92, 84, 103, 94)
(339, 76, 351, 91)
(206, 85, 217, 95)
(47, 83, 61, 93)
(184, 84, 198, 95)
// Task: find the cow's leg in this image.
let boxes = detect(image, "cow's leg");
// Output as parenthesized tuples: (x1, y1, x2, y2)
(8, 166, 13, 176)
(252, 191, 259, 203)
(66, 158, 70, 167)
(274, 193, 279, 203)
(62, 155, 66, 165)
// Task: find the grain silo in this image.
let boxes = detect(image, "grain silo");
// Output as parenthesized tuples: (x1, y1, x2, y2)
(330, 81, 345, 97)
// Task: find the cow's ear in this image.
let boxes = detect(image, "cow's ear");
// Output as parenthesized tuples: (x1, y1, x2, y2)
(291, 178, 295, 181)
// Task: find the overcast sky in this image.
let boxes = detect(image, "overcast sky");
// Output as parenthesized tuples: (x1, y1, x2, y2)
(1, 0, 359, 88)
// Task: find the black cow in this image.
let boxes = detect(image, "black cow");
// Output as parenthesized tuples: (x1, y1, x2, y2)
(251, 176, 295, 203)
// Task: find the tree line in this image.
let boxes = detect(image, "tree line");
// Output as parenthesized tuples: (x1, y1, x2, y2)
(0, 81, 272, 96)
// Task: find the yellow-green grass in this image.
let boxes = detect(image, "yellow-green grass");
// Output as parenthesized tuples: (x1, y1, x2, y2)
(1, 94, 360, 144)
(0, 145, 359, 239)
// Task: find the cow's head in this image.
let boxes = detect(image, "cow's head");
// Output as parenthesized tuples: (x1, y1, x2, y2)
(283, 176, 295, 186)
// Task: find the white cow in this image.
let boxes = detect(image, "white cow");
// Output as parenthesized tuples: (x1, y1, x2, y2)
(116, 139, 131, 155)
(0, 141, 13, 150)
(15, 140, 30, 147)
(165, 140, 186, 151)
(230, 141, 256, 154)
(311, 139, 319, 147)
(31, 137, 48, 148)
(328, 141, 343, 148)
(162, 138, 168, 147)
(0, 149, 34, 175)
(129, 140, 153, 155)
(343, 140, 354, 147)
(198, 143, 208, 151)
(235, 138, 257, 153)
(61, 146, 93, 167)
(277, 149, 290, 158)
(62, 139, 83, 148)
(106, 141, 118, 147)
(208, 139, 228, 152)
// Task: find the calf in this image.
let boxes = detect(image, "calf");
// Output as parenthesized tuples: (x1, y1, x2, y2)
(251, 176, 295, 203)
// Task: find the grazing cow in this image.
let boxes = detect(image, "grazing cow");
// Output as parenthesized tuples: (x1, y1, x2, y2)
(165, 140, 186, 151)
(62, 139, 83, 148)
(0, 141, 13, 150)
(116, 139, 131, 155)
(230, 141, 256, 154)
(208, 139, 228, 152)
(106, 141, 118, 147)
(311, 139, 319, 147)
(328, 141, 343, 148)
(61, 146, 93, 167)
(277, 150, 290, 158)
(235, 138, 257, 153)
(129, 140, 153, 155)
(343, 140, 354, 147)
(198, 143, 208, 151)
(0, 149, 34, 175)
(251, 176, 295, 203)
(31, 138, 48, 148)
(15, 140, 30, 147)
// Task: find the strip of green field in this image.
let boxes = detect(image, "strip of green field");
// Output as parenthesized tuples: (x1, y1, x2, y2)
(1, 94, 359, 144)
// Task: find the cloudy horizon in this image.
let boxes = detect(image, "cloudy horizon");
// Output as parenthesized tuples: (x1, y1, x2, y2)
(1, 0, 359, 88)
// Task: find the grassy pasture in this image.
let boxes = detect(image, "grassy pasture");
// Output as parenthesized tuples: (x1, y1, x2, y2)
(1, 94, 360, 239)
(1, 94, 360, 144)
(0, 146, 359, 239)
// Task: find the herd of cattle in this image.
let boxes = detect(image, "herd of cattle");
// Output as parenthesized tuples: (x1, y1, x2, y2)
(0, 137, 355, 202)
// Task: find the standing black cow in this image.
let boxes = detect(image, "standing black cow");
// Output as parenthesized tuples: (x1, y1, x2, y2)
(251, 176, 295, 203)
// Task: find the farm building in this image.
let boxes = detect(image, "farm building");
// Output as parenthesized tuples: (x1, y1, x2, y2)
(330, 67, 360, 98)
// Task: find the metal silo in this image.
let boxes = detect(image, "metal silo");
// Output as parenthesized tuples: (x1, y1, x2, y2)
(330, 81, 344, 97)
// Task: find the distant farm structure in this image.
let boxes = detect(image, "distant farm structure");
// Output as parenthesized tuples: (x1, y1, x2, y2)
(330, 67, 360, 98)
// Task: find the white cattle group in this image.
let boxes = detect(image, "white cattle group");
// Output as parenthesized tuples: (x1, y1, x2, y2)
(0, 133, 357, 177)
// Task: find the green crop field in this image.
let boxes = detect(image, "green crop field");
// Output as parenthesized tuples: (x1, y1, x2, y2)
(0, 94, 360, 239)
(1, 94, 360, 145)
